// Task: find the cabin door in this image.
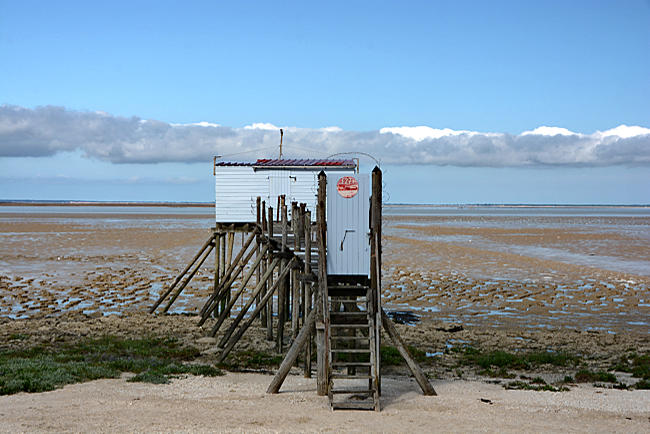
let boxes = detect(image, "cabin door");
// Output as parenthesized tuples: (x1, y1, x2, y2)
(326, 174, 370, 276)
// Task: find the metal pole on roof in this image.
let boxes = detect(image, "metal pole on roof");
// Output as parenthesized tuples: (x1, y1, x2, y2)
(279, 129, 284, 159)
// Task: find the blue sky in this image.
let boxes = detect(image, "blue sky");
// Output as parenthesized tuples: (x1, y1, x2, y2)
(1, 0, 649, 203)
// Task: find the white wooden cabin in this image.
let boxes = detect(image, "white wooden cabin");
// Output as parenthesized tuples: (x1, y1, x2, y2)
(214, 158, 357, 223)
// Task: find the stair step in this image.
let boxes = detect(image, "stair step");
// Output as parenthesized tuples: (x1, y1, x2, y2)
(331, 362, 372, 367)
(331, 374, 372, 380)
(331, 388, 374, 395)
(330, 335, 370, 341)
(331, 324, 370, 329)
(331, 349, 370, 353)
(331, 401, 376, 411)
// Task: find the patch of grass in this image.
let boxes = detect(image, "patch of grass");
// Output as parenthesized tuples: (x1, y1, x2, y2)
(634, 379, 650, 390)
(127, 363, 223, 384)
(612, 353, 650, 380)
(0, 356, 118, 395)
(479, 367, 515, 379)
(8, 333, 28, 341)
(0, 336, 222, 395)
(458, 347, 579, 371)
(379, 345, 428, 366)
(531, 377, 546, 385)
(219, 350, 283, 371)
(505, 381, 567, 392)
(562, 375, 574, 383)
(380, 346, 403, 366)
(574, 369, 617, 383)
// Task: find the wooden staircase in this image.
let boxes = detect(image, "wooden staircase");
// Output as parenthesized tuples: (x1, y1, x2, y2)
(327, 284, 380, 411)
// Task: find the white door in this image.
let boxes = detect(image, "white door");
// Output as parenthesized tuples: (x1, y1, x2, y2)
(326, 174, 370, 276)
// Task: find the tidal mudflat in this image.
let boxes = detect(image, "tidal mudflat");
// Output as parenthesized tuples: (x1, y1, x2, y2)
(1, 204, 649, 387)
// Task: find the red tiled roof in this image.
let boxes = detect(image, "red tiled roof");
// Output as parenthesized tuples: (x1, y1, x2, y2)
(215, 159, 356, 168)
(254, 159, 355, 167)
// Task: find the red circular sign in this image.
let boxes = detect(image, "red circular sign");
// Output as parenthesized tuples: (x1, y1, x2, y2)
(337, 176, 359, 198)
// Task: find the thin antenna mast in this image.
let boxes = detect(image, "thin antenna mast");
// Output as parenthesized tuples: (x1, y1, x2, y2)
(279, 129, 283, 159)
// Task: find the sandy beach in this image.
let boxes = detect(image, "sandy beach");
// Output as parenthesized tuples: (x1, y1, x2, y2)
(1, 373, 649, 433)
(1, 205, 649, 431)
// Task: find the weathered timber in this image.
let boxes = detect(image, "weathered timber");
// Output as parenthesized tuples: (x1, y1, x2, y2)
(266, 206, 274, 341)
(267, 309, 316, 394)
(210, 244, 269, 335)
(198, 239, 259, 325)
(162, 241, 215, 313)
(149, 232, 215, 313)
(218, 257, 297, 362)
(215, 256, 280, 343)
(316, 171, 329, 396)
(381, 309, 436, 396)
(304, 210, 312, 377)
(197, 231, 258, 324)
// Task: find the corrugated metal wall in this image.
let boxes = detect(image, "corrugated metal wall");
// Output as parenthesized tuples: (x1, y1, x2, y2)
(215, 167, 355, 223)
(215, 167, 267, 222)
(326, 174, 370, 276)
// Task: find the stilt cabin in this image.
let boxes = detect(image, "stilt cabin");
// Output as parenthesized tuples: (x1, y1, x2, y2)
(214, 158, 357, 223)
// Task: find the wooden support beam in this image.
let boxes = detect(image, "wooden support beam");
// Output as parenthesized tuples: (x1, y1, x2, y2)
(304, 210, 312, 378)
(277, 203, 288, 353)
(162, 242, 215, 313)
(210, 244, 269, 336)
(381, 309, 436, 396)
(149, 232, 215, 313)
(266, 309, 316, 394)
(198, 231, 257, 322)
(316, 171, 329, 396)
(371, 166, 383, 396)
(218, 257, 297, 363)
(260, 200, 267, 327)
(266, 206, 274, 341)
(216, 257, 281, 343)
(198, 240, 259, 326)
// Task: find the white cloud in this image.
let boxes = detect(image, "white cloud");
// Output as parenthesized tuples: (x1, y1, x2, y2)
(597, 124, 650, 139)
(521, 126, 578, 136)
(379, 126, 484, 141)
(171, 121, 220, 128)
(1, 105, 649, 167)
(243, 122, 281, 130)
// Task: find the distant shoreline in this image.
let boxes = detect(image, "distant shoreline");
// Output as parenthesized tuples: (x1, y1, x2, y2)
(0, 201, 213, 207)
(1, 201, 648, 209)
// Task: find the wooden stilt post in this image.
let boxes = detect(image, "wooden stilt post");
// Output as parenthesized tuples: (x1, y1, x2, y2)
(198, 238, 259, 325)
(218, 231, 226, 315)
(210, 244, 269, 336)
(266, 206, 274, 341)
(162, 242, 215, 313)
(304, 210, 312, 378)
(218, 257, 296, 363)
(198, 231, 258, 324)
(371, 166, 383, 397)
(267, 309, 316, 394)
(260, 200, 267, 327)
(255, 197, 262, 321)
(213, 230, 221, 317)
(316, 171, 329, 396)
(217, 257, 281, 346)
(149, 232, 215, 313)
(225, 231, 234, 308)
(291, 202, 299, 340)
(381, 309, 436, 396)
(277, 203, 288, 353)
